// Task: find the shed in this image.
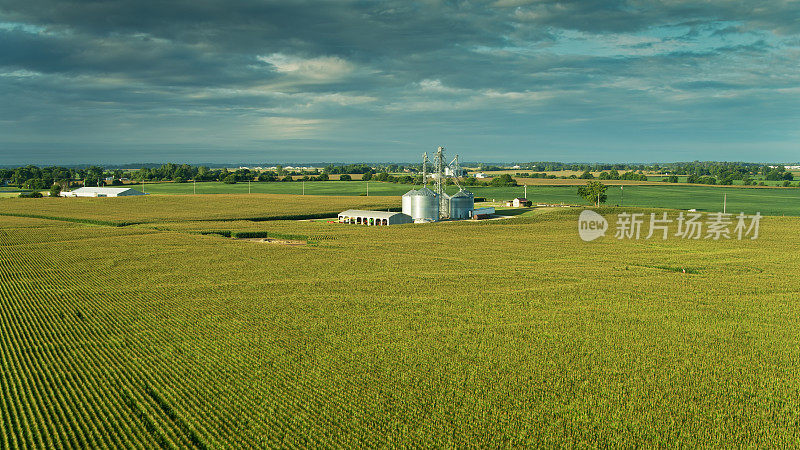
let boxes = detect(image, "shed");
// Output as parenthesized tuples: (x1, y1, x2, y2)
(62, 187, 145, 197)
(472, 207, 495, 219)
(338, 210, 413, 226)
(512, 197, 531, 207)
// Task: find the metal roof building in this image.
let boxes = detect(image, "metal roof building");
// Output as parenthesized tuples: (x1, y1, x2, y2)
(338, 210, 413, 226)
(62, 187, 146, 197)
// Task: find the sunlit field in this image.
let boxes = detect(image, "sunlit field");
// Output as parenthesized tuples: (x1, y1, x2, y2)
(1, 196, 798, 446)
(79, 181, 800, 217)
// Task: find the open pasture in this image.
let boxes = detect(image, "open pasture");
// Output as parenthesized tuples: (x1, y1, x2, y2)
(101, 182, 800, 217)
(1, 196, 799, 446)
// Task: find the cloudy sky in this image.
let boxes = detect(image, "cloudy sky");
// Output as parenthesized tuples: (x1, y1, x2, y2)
(1, 0, 798, 164)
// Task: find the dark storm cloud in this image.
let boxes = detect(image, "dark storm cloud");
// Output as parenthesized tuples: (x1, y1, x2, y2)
(0, 0, 799, 163)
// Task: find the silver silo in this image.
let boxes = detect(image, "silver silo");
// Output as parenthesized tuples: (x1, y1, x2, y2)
(410, 187, 439, 222)
(401, 189, 417, 216)
(449, 190, 475, 219)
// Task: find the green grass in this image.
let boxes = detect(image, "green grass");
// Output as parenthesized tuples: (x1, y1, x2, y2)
(1, 199, 799, 446)
(117, 181, 800, 216)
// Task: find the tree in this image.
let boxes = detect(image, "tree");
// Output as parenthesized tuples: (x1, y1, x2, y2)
(339, 174, 352, 181)
(257, 171, 276, 182)
(49, 183, 62, 197)
(362, 171, 373, 181)
(223, 174, 237, 184)
(578, 170, 594, 179)
(577, 181, 608, 206)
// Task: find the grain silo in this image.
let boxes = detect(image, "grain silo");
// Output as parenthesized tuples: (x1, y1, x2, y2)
(407, 187, 439, 222)
(449, 190, 474, 219)
(401, 189, 416, 217)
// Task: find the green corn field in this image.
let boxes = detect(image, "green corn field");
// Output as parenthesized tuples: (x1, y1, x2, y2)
(1, 198, 798, 447)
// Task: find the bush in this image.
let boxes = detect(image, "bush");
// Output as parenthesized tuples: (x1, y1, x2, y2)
(231, 231, 270, 239)
(339, 174, 352, 181)
(19, 191, 43, 198)
(49, 183, 62, 197)
(174, 177, 187, 183)
(198, 230, 232, 237)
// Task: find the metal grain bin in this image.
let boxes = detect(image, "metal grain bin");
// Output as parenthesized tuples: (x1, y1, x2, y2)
(449, 190, 475, 219)
(401, 189, 417, 216)
(410, 187, 439, 222)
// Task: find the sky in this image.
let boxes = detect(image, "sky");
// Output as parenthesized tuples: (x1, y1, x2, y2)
(0, 0, 798, 165)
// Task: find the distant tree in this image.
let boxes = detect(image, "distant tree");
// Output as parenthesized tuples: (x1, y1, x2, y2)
(281, 175, 293, 182)
(49, 183, 62, 197)
(666, 175, 679, 183)
(317, 172, 329, 181)
(223, 174, 237, 184)
(257, 171, 276, 182)
(577, 181, 608, 206)
(339, 174, 352, 181)
(578, 170, 595, 179)
(489, 174, 517, 186)
(362, 171, 373, 181)
(783, 180, 792, 187)
(174, 177, 186, 183)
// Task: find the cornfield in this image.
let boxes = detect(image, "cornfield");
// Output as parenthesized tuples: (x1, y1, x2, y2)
(1, 202, 799, 446)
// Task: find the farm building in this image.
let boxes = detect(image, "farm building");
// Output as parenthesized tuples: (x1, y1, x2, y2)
(507, 197, 531, 207)
(338, 210, 413, 226)
(473, 207, 495, 219)
(62, 187, 145, 198)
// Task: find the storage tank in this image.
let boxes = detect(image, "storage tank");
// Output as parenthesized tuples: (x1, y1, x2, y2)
(401, 189, 416, 216)
(409, 187, 439, 222)
(449, 189, 475, 219)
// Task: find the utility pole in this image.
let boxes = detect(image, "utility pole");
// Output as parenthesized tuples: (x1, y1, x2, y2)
(621, 185, 624, 206)
(302, 180, 305, 195)
(193, 179, 196, 194)
(723, 193, 727, 214)
(142, 179, 145, 194)
(524, 184, 527, 199)
(366, 181, 368, 196)
(249, 179, 251, 194)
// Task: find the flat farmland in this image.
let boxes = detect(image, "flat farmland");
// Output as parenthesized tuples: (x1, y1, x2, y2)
(1, 197, 799, 446)
(102, 182, 800, 217)
(0, 194, 397, 225)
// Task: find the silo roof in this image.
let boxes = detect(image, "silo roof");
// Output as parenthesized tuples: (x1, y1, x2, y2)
(416, 187, 437, 196)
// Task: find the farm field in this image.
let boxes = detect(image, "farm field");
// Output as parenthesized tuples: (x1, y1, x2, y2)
(1, 196, 799, 446)
(0, 194, 397, 225)
(95, 181, 800, 217)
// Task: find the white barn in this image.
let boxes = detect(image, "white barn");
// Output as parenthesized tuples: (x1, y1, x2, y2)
(62, 187, 145, 198)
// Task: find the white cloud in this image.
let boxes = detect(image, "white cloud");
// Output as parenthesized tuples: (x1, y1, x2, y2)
(251, 116, 330, 139)
(257, 53, 355, 81)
